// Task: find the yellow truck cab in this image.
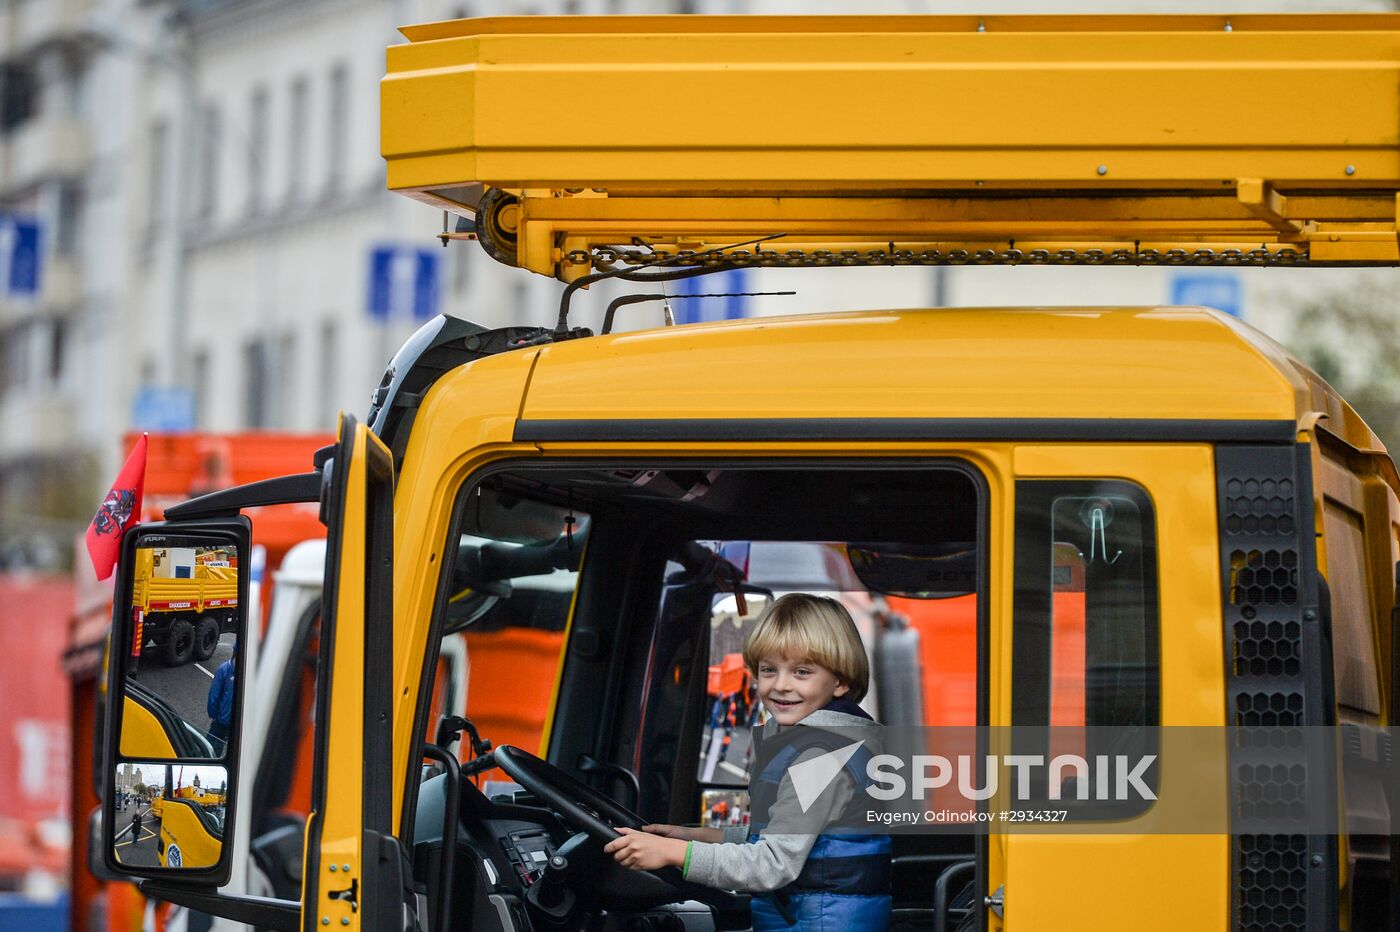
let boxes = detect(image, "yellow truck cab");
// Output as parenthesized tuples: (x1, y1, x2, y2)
(129, 545, 239, 667)
(99, 14, 1397, 932)
(156, 799, 223, 870)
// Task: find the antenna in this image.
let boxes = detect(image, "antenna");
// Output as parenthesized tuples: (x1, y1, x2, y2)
(553, 234, 786, 336)
(601, 292, 797, 335)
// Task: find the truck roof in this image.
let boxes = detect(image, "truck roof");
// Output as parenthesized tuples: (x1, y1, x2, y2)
(425, 306, 1381, 456)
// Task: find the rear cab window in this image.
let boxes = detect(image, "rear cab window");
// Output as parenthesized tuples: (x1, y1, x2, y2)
(1012, 480, 1161, 814)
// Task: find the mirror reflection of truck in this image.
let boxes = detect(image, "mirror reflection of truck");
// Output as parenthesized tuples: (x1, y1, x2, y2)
(118, 679, 216, 760)
(127, 546, 238, 669)
(156, 768, 227, 871)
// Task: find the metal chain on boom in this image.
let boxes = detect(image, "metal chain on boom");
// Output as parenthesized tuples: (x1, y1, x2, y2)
(563, 244, 1309, 269)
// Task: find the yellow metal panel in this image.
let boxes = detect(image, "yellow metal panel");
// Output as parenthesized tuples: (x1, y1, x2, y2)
(519, 308, 1297, 424)
(1005, 834, 1227, 928)
(389, 351, 544, 824)
(117, 695, 179, 759)
(402, 13, 1400, 42)
(382, 14, 1400, 273)
(316, 419, 376, 930)
(385, 18, 1400, 188)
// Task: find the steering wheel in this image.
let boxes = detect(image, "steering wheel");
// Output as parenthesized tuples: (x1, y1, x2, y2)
(491, 745, 746, 915)
(493, 744, 647, 841)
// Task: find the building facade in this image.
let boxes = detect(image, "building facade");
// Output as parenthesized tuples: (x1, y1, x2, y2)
(0, 0, 686, 570)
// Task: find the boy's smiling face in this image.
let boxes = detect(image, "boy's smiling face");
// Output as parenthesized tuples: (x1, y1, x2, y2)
(755, 654, 849, 725)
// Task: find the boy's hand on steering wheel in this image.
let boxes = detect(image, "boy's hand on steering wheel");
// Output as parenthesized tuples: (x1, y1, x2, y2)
(604, 826, 688, 871)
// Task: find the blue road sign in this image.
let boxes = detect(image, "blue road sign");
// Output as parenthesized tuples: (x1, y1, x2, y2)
(131, 386, 195, 431)
(672, 269, 750, 324)
(368, 245, 440, 322)
(1169, 272, 1243, 319)
(0, 214, 42, 299)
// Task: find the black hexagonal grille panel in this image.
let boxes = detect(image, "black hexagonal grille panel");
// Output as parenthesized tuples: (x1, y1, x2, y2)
(1217, 446, 1331, 932)
(1222, 477, 1297, 538)
(1230, 607, 1302, 680)
(1238, 835, 1310, 930)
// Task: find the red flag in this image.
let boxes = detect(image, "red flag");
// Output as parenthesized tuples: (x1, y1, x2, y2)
(86, 434, 148, 581)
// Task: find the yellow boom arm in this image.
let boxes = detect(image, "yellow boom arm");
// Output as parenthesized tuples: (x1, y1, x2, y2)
(382, 14, 1400, 279)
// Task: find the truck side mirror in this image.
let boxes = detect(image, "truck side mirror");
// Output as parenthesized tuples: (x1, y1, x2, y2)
(102, 519, 250, 885)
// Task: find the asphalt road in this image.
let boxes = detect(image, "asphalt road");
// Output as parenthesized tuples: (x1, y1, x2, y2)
(113, 803, 161, 868)
(699, 724, 753, 785)
(131, 633, 235, 737)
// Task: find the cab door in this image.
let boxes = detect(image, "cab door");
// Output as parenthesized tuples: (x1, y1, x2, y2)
(998, 445, 1229, 930)
(303, 416, 405, 932)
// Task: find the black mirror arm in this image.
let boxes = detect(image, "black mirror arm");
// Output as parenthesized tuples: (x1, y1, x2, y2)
(437, 715, 492, 760)
(164, 472, 322, 520)
(138, 884, 299, 932)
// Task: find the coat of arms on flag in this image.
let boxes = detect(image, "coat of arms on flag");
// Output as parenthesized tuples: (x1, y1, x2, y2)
(86, 434, 148, 581)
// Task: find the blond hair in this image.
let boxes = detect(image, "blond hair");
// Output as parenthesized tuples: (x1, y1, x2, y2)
(743, 593, 870, 702)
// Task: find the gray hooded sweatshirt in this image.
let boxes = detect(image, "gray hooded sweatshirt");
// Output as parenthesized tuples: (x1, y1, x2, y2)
(684, 706, 876, 893)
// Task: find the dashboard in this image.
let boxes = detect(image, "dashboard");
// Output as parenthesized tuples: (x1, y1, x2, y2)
(412, 772, 744, 931)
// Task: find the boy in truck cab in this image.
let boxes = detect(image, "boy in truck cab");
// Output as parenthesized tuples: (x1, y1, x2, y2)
(605, 593, 893, 930)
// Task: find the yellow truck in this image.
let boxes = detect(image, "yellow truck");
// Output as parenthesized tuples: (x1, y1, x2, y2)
(155, 773, 226, 870)
(100, 14, 1398, 932)
(129, 546, 238, 666)
(156, 799, 223, 870)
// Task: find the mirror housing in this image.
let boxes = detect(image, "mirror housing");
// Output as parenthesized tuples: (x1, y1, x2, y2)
(102, 517, 250, 884)
(846, 541, 977, 599)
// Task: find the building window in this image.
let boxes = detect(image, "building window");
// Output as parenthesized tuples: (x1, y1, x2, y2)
(248, 87, 269, 216)
(1, 323, 31, 394)
(146, 119, 169, 239)
(0, 62, 36, 132)
(243, 338, 269, 428)
(325, 63, 349, 195)
(278, 330, 297, 427)
(49, 318, 67, 386)
(192, 349, 210, 427)
(55, 180, 83, 256)
(318, 320, 338, 425)
(192, 349, 209, 425)
(197, 103, 222, 219)
(287, 75, 309, 203)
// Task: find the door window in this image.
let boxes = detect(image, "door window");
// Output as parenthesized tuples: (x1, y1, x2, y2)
(1013, 480, 1160, 811)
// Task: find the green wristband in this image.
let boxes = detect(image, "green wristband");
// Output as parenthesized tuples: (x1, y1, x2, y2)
(683, 841, 693, 877)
